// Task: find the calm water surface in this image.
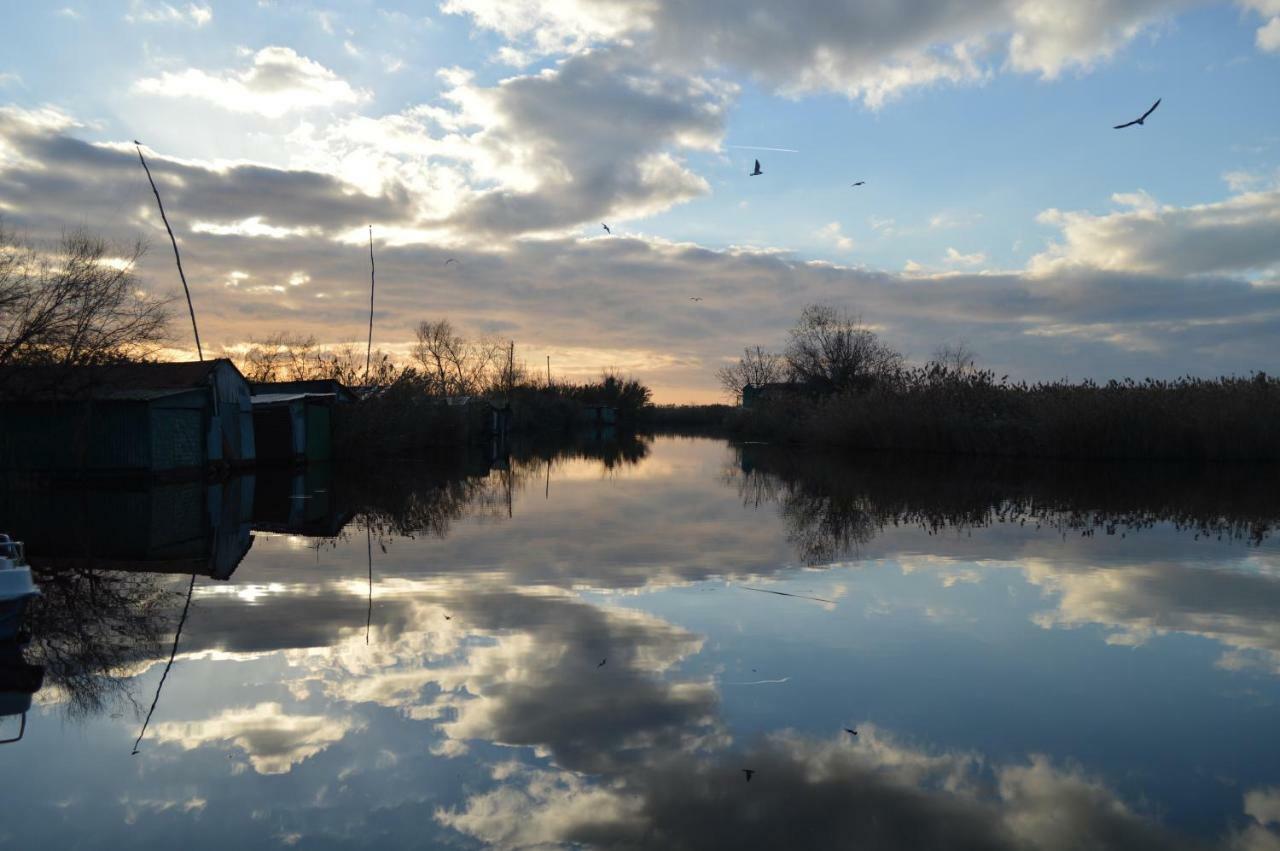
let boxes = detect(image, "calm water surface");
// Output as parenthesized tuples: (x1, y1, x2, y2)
(3, 435, 1280, 849)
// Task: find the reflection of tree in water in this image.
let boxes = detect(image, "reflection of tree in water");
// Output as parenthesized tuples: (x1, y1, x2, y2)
(733, 446, 1280, 564)
(23, 567, 178, 719)
(340, 432, 653, 540)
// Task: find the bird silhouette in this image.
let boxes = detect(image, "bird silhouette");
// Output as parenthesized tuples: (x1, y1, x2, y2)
(379, 542, 386, 553)
(750, 159, 762, 176)
(444, 615, 452, 620)
(133, 139, 141, 145)
(1113, 98, 1161, 129)
(444, 258, 457, 265)
(598, 658, 607, 667)
(601, 223, 612, 234)
(851, 181, 866, 186)
(690, 297, 703, 302)
(742, 769, 755, 782)
(844, 728, 858, 736)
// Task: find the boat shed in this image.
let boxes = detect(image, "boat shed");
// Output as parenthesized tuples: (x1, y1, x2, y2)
(0, 359, 255, 476)
(250, 391, 337, 463)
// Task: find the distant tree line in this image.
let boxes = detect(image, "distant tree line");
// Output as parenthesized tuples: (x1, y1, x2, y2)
(720, 303, 1280, 461)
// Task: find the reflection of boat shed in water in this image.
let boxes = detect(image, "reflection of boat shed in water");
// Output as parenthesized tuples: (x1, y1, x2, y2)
(0, 477, 256, 581)
(0, 360, 255, 476)
(250, 380, 354, 465)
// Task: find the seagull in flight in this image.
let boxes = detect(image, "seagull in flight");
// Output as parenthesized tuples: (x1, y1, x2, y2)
(844, 728, 858, 736)
(851, 181, 866, 187)
(690, 297, 703, 302)
(750, 159, 763, 177)
(601, 223, 612, 234)
(1113, 98, 1161, 129)
(598, 657, 607, 667)
(742, 769, 755, 782)
(444, 258, 457, 265)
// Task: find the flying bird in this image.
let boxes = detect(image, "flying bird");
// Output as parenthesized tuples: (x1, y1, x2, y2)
(444, 258, 457, 265)
(133, 140, 141, 145)
(690, 297, 703, 302)
(851, 181, 866, 187)
(750, 159, 763, 176)
(742, 769, 755, 782)
(844, 728, 858, 737)
(598, 658, 607, 667)
(601, 223, 612, 234)
(1113, 98, 1161, 129)
(444, 615, 452, 620)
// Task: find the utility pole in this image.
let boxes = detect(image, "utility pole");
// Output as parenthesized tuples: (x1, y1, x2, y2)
(546, 355, 551, 386)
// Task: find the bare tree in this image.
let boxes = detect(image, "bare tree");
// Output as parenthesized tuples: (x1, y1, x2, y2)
(411, 319, 501, 396)
(932, 341, 978, 374)
(716, 345, 785, 401)
(0, 227, 171, 368)
(784, 304, 902, 394)
(239, 332, 319, 382)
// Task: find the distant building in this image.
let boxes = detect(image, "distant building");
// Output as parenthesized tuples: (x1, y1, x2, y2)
(0, 359, 255, 476)
(740, 382, 799, 409)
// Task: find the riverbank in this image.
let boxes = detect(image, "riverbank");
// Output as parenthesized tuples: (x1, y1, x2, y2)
(713, 372, 1280, 461)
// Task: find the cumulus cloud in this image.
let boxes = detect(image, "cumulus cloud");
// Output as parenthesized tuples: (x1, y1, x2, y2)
(817, 221, 854, 251)
(944, 247, 987, 267)
(134, 47, 368, 117)
(150, 702, 361, 774)
(444, 0, 1212, 105)
(1031, 187, 1280, 277)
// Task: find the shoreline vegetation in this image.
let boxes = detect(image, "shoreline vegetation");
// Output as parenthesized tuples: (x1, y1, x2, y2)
(4, 228, 1276, 463)
(701, 304, 1280, 462)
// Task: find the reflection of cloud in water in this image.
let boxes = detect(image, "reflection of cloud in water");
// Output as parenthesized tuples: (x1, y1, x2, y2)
(896, 552, 1280, 674)
(439, 726, 1256, 850)
(282, 580, 723, 773)
(151, 702, 362, 774)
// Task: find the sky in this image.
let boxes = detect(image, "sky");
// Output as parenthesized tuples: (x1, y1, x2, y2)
(2, 1, 1279, 402)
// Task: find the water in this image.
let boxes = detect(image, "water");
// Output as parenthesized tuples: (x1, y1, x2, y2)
(3, 435, 1280, 849)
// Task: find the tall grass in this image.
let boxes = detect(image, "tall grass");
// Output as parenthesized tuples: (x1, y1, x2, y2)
(729, 367, 1280, 461)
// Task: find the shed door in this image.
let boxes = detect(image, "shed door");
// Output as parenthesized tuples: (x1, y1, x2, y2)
(305, 404, 331, 461)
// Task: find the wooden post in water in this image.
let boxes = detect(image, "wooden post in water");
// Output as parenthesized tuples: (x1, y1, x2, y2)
(135, 142, 203, 360)
(365, 226, 375, 384)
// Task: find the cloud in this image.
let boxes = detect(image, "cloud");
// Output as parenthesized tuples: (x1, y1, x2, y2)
(435, 49, 733, 237)
(443, 0, 1210, 106)
(1258, 15, 1280, 50)
(126, 2, 212, 27)
(944, 247, 987, 267)
(150, 702, 361, 774)
(134, 47, 368, 117)
(816, 221, 854, 251)
(1031, 187, 1280, 277)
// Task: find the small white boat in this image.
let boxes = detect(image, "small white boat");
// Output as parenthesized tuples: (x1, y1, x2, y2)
(0, 535, 39, 643)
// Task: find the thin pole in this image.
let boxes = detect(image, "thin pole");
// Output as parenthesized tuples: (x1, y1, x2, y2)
(135, 142, 202, 360)
(365, 226, 375, 384)
(546, 355, 551, 386)
(133, 572, 196, 754)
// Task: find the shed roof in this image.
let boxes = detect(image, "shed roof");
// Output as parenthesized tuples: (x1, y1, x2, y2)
(0, 359, 241, 401)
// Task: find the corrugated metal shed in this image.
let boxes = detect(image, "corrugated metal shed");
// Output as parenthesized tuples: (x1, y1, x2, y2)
(0, 359, 255, 475)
